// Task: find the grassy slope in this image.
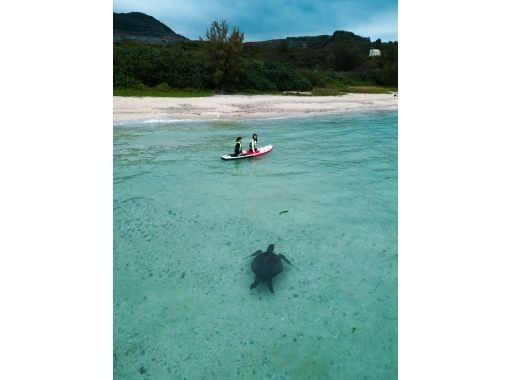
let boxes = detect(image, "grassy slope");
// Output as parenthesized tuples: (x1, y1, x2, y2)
(113, 88, 212, 97)
(114, 86, 395, 98)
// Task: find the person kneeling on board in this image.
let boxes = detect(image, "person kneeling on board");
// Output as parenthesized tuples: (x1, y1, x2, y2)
(233, 136, 244, 157)
(248, 133, 258, 153)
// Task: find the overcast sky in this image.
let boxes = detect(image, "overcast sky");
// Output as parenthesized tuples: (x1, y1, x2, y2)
(113, 0, 398, 42)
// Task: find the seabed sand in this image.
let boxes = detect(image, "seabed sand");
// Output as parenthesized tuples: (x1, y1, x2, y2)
(113, 93, 397, 123)
(113, 112, 398, 378)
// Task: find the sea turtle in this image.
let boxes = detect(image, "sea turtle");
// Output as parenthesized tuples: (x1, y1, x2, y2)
(249, 244, 292, 293)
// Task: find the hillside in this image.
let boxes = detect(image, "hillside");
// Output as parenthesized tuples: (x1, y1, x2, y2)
(113, 14, 397, 93)
(113, 12, 188, 45)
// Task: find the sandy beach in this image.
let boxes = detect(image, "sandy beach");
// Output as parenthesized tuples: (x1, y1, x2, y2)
(113, 93, 397, 123)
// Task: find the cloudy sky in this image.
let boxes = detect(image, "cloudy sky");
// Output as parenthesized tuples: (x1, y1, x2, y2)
(113, 0, 398, 42)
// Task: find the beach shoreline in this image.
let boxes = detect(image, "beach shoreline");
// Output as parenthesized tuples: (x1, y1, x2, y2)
(113, 93, 397, 123)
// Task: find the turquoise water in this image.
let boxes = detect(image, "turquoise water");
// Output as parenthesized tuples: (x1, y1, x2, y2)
(114, 111, 397, 379)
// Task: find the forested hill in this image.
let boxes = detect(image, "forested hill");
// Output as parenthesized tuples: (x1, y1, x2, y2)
(114, 12, 188, 44)
(114, 15, 397, 93)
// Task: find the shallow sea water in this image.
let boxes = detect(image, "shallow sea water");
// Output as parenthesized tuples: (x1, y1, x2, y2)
(114, 111, 397, 379)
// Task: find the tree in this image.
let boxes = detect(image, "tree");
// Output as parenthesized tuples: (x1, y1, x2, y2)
(204, 20, 244, 91)
(327, 42, 363, 71)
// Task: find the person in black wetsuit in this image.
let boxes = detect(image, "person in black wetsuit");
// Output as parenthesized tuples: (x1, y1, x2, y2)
(233, 136, 243, 157)
(248, 133, 258, 153)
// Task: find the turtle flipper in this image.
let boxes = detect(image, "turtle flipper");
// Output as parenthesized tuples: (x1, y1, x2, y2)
(278, 254, 293, 266)
(248, 250, 263, 258)
(267, 278, 274, 293)
(250, 277, 260, 289)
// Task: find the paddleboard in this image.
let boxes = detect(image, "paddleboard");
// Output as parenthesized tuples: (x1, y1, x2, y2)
(221, 145, 273, 160)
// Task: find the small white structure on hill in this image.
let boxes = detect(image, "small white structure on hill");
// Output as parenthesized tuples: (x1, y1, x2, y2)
(369, 49, 381, 57)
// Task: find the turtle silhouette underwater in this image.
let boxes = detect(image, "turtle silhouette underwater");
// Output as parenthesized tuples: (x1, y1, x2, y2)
(249, 244, 293, 293)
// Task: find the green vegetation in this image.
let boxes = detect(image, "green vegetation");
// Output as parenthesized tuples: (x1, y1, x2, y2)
(204, 20, 244, 90)
(113, 87, 212, 97)
(113, 21, 397, 96)
(343, 86, 396, 94)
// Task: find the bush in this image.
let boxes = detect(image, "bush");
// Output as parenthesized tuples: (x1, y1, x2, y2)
(300, 69, 325, 87)
(113, 68, 144, 89)
(371, 62, 398, 86)
(113, 43, 206, 89)
(238, 60, 277, 91)
(265, 62, 312, 91)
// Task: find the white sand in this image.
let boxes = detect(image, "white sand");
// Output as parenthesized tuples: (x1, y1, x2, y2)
(113, 93, 397, 123)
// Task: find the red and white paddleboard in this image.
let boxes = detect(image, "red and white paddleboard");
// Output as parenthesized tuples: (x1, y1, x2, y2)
(221, 145, 273, 160)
